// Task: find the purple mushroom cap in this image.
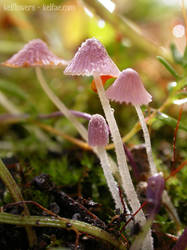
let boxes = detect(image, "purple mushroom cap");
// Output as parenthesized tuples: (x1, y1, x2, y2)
(2, 39, 68, 68)
(64, 38, 120, 77)
(88, 114, 109, 147)
(146, 173, 165, 217)
(106, 68, 152, 106)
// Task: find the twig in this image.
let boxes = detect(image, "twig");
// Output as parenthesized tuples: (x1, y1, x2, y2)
(35, 122, 91, 150)
(0, 212, 127, 250)
(166, 160, 187, 181)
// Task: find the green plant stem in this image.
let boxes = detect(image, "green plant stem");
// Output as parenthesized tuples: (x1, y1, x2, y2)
(106, 98, 171, 150)
(0, 159, 37, 247)
(134, 106, 181, 229)
(35, 67, 88, 141)
(157, 56, 181, 80)
(0, 212, 126, 250)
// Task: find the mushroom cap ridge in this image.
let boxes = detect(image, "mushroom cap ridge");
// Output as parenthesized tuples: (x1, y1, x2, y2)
(64, 38, 120, 77)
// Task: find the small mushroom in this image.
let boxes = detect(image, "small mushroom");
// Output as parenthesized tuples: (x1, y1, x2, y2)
(88, 114, 123, 211)
(64, 40, 151, 246)
(106, 68, 180, 227)
(2, 39, 68, 68)
(2, 39, 88, 141)
(106, 68, 157, 175)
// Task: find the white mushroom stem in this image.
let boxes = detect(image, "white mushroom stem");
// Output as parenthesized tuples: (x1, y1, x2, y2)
(93, 74, 153, 250)
(134, 105, 181, 227)
(35, 67, 88, 141)
(93, 74, 140, 209)
(35, 68, 127, 209)
(134, 105, 157, 175)
(96, 146, 124, 211)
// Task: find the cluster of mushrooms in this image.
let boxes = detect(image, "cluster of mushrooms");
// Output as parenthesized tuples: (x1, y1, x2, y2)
(2, 38, 180, 250)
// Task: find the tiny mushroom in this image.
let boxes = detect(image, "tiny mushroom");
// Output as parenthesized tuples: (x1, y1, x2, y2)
(106, 68, 180, 227)
(88, 114, 109, 147)
(88, 114, 123, 211)
(64, 38, 140, 212)
(106, 68, 157, 176)
(2, 39, 68, 68)
(64, 40, 153, 249)
(2, 39, 88, 141)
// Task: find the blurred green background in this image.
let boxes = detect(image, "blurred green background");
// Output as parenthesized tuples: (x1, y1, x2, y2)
(0, 0, 186, 148)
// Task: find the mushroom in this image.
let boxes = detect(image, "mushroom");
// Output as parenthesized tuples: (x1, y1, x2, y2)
(64, 38, 148, 223)
(106, 68, 157, 175)
(2, 38, 68, 68)
(2, 39, 88, 141)
(2, 38, 124, 196)
(88, 114, 123, 211)
(106, 68, 181, 228)
(1, 39, 125, 205)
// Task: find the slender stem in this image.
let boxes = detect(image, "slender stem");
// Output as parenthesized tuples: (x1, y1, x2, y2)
(35, 67, 88, 141)
(93, 74, 153, 249)
(134, 105, 157, 175)
(96, 146, 124, 211)
(134, 105, 181, 228)
(94, 74, 140, 210)
(107, 98, 171, 150)
(0, 91, 20, 114)
(36, 122, 91, 150)
(35, 122, 123, 193)
(0, 90, 60, 153)
(0, 212, 126, 250)
(34, 70, 127, 211)
(162, 190, 181, 231)
(130, 218, 153, 250)
(39, 110, 91, 120)
(0, 159, 36, 247)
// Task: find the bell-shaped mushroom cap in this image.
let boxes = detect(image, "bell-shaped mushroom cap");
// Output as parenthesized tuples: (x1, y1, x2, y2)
(88, 114, 109, 147)
(2, 39, 68, 68)
(64, 38, 120, 77)
(106, 68, 152, 106)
